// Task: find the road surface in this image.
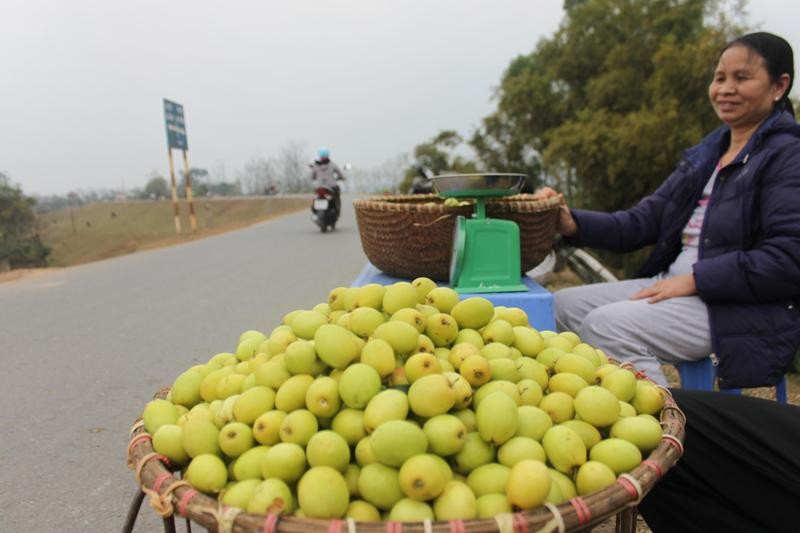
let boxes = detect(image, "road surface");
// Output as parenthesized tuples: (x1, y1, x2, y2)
(0, 195, 370, 532)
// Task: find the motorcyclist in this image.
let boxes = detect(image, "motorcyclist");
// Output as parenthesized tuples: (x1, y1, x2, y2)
(309, 147, 346, 214)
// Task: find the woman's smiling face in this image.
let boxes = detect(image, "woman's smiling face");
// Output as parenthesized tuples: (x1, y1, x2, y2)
(709, 45, 787, 130)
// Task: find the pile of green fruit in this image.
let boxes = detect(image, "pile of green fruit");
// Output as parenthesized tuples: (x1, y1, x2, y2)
(141, 279, 666, 522)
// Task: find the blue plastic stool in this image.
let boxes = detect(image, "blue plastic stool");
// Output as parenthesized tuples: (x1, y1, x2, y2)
(676, 357, 788, 404)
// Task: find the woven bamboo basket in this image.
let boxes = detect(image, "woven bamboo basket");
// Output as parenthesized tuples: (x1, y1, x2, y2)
(352, 194, 563, 281)
(126, 374, 685, 533)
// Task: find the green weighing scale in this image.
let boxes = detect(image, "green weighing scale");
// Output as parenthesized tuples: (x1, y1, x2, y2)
(431, 173, 528, 293)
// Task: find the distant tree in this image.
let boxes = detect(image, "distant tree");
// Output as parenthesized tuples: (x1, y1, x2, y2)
(143, 175, 169, 199)
(0, 173, 50, 268)
(399, 130, 479, 193)
(279, 140, 311, 194)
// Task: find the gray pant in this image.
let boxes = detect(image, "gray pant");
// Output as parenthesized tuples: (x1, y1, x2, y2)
(554, 277, 711, 386)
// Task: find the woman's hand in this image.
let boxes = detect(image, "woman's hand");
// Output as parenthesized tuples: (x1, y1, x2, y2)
(630, 274, 698, 303)
(536, 186, 578, 236)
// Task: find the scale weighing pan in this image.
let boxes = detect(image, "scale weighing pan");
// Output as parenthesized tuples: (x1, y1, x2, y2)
(431, 173, 528, 293)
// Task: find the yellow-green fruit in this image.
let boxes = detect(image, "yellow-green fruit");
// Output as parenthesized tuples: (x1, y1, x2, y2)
(601, 368, 638, 402)
(632, 381, 665, 415)
(558, 331, 581, 347)
(543, 335, 574, 352)
(314, 324, 361, 368)
(355, 437, 377, 466)
(275, 374, 314, 412)
(549, 468, 577, 500)
(344, 463, 361, 496)
(516, 357, 549, 390)
(231, 445, 270, 480)
(152, 424, 189, 467)
(452, 409, 477, 432)
(143, 399, 179, 434)
(539, 391, 575, 423)
(363, 389, 409, 433)
(346, 500, 381, 521)
(221, 479, 260, 510)
(306, 430, 351, 472)
(313, 302, 331, 316)
(570, 343, 602, 367)
(416, 303, 440, 320)
(575, 461, 616, 496)
(610, 415, 663, 452)
(423, 414, 468, 456)
(542, 425, 586, 474)
(476, 392, 519, 445)
(408, 374, 456, 417)
(209, 352, 237, 367)
(589, 438, 642, 474)
(185, 454, 228, 494)
(425, 313, 459, 347)
(574, 386, 620, 428)
(331, 408, 366, 446)
(560, 420, 602, 451)
(233, 386, 275, 425)
(349, 307, 386, 338)
(399, 454, 448, 501)
(619, 401, 637, 417)
(445, 371, 474, 409)
(449, 342, 481, 369)
(390, 307, 427, 333)
(497, 436, 546, 467)
(360, 338, 396, 377)
(473, 380, 521, 407)
(516, 405, 553, 441)
(460, 355, 492, 387)
(412, 277, 437, 303)
(279, 409, 318, 446)
(548, 372, 589, 398)
(267, 328, 297, 356)
(382, 282, 420, 315)
(512, 327, 545, 357)
(454, 432, 496, 474)
(252, 410, 286, 445)
(181, 418, 220, 458)
(494, 306, 529, 327)
(328, 286, 348, 311)
(488, 358, 520, 383)
(482, 319, 515, 345)
(289, 310, 328, 340)
(451, 297, 494, 330)
(481, 342, 511, 360)
(218, 421, 254, 458)
(466, 462, 511, 497)
(454, 328, 485, 349)
(341, 287, 359, 311)
(254, 360, 290, 390)
(545, 476, 565, 503)
(554, 353, 597, 384)
(506, 459, 551, 510)
(239, 329, 267, 344)
(433, 481, 477, 520)
(261, 442, 306, 483)
(171, 369, 204, 408)
(339, 363, 382, 409)
(425, 287, 460, 313)
(247, 478, 295, 515)
(358, 463, 404, 510)
(353, 283, 386, 310)
(517, 379, 543, 406)
(596, 363, 621, 381)
(236, 336, 262, 361)
(370, 420, 428, 467)
(284, 339, 326, 376)
(404, 352, 443, 383)
(536, 347, 566, 370)
(389, 498, 435, 521)
(298, 466, 350, 518)
(372, 321, 420, 356)
(476, 493, 512, 517)
(417, 336, 435, 357)
(305, 376, 341, 419)
(216, 373, 246, 400)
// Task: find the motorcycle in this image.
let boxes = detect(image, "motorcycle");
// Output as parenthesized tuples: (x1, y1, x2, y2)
(311, 184, 340, 232)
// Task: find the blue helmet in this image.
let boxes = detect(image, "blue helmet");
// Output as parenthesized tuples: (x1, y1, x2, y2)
(318, 147, 330, 159)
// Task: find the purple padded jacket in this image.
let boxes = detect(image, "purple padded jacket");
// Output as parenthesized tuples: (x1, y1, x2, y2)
(567, 110, 800, 388)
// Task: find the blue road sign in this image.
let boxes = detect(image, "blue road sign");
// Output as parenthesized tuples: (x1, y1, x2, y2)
(163, 99, 188, 150)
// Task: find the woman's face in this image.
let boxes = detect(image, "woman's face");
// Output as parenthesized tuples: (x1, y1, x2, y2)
(709, 45, 788, 130)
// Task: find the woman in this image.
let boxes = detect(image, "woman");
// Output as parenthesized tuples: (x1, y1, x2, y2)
(544, 32, 800, 388)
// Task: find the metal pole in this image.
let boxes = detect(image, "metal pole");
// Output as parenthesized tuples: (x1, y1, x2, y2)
(167, 149, 182, 234)
(182, 149, 197, 232)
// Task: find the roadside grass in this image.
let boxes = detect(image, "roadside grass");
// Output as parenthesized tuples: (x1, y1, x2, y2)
(37, 196, 310, 267)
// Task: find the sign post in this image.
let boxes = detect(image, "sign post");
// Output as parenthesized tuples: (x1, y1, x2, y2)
(163, 99, 196, 233)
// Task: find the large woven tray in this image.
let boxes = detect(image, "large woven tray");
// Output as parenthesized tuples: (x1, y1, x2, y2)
(126, 378, 685, 533)
(353, 194, 562, 281)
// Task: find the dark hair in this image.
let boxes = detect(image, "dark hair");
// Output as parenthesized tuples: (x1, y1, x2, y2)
(721, 32, 795, 117)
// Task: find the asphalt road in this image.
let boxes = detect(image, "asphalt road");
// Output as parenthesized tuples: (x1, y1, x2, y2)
(0, 195, 370, 532)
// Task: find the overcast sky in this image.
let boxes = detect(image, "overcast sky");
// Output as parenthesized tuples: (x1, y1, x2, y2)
(1, 0, 798, 196)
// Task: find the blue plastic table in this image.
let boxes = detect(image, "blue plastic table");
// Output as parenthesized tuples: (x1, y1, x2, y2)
(351, 263, 556, 331)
